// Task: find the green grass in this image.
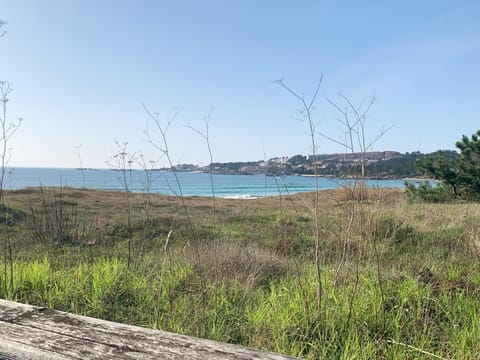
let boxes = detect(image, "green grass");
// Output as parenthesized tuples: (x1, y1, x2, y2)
(3, 257, 479, 358)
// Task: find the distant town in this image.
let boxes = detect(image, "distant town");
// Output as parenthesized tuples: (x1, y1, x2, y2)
(160, 150, 459, 179)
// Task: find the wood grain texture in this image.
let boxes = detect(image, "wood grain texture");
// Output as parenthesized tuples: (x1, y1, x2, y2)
(0, 300, 297, 360)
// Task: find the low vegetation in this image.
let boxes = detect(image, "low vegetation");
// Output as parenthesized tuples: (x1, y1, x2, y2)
(1, 186, 479, 359)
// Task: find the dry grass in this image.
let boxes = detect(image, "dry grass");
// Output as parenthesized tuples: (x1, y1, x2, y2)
(6, 186, 404, 227)
(192, 241, 289, 288)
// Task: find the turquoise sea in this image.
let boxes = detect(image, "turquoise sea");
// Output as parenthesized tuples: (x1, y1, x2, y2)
(4, 168, 407, 198)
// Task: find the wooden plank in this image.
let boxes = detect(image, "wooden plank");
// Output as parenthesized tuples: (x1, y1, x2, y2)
(0, 300, 297, 360)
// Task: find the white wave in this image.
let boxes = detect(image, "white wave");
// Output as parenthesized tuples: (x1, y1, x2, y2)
(222, 194, 261, 200)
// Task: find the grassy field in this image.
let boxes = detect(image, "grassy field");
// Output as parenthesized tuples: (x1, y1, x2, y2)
(1, 186, 479, 359)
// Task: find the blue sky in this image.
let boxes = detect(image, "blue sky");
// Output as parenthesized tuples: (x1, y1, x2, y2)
(1, 0, 479, 168)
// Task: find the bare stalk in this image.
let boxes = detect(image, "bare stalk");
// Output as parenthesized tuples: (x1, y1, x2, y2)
(143, 104, 209, 337)
(74, 144, 86, 188)
(135, 153, 159, 258)
(327, 93, 391, 332)
(187, 108, 220, 333)
(187, 108, 218, 284)
(106, 141, 136, 268)
(276, 75, 324, 315)
(155, 216, 176, 328)
(387, 339, 450, 360)
(143, 105, 194, 228)
(0, 81, 22, 295)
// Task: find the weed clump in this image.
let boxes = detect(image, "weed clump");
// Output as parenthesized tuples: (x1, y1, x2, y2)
(193, 242, 288, 288)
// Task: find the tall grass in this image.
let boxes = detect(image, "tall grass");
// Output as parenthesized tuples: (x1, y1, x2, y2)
(2, 252, 479, 358)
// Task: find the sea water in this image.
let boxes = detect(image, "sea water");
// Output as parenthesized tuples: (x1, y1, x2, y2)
(4, 167, 407, 198)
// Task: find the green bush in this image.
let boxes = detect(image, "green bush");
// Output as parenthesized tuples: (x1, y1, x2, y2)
(0, 204, 26, 225)
(417, 130, 480, 201)
(405, 181, 455, 203)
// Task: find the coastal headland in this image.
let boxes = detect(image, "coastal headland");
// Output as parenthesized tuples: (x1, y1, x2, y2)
(163, 150, 458, 179)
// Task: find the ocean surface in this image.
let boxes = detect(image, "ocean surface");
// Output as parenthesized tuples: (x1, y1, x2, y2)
(4, 167, 407, 198)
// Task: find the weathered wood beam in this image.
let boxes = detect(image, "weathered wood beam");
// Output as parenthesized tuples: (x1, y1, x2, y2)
(0, 300, 298, 360)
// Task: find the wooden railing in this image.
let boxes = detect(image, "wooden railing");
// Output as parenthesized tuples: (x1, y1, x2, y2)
(0, 299, 297, 359)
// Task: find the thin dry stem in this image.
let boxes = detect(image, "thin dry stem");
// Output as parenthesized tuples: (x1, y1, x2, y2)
(276, 75, 324, 315)
(387, 339, 450, 360)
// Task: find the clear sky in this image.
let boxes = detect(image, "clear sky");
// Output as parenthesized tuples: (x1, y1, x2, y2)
(1, 0, 479, 168)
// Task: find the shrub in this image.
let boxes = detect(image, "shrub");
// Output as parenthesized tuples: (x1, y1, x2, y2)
(28, 187, 95, 245)
(405, 181, 455, 203)
(0, 204, 26, 225)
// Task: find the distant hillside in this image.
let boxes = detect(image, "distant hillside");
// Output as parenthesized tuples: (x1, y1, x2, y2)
(170, 150, 460, 179)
